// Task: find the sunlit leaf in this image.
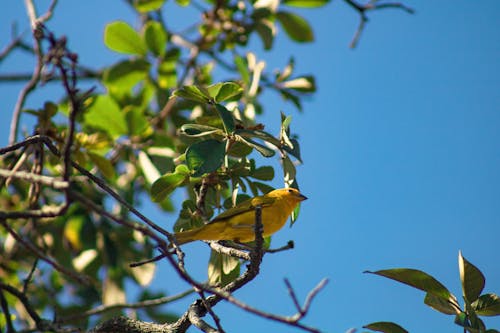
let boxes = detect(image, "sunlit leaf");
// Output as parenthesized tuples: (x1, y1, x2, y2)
(282, 0, 330, 7)
(281, 75, 316, 92)
(138, 150, 161, 185)
(235, 135, 275, 157)
(173, 85, 210, 104)
(208, 250, 240, 286)
(365, 268, 460, 311)
(104, 21, 147, 56)
(84, 95, 127, 139)
(87, 151, 116, 179)
(103, 59, 150, 97)
(131, 262, 155, 287)
(151, 172, 188, 202)
(134, 0, 166, 12)
(459, 251, 485, 303)
(473, 294, 500, 316)
(255, 19, 275, 50)
(424, 292, 461, 315)
(144, 20, 167, 56)
(180, 124, 224, 137)
(207, 82, 243, 102)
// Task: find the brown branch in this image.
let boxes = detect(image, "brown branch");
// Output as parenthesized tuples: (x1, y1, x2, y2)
(0, 34, 24, 62)
(0, 168, 69, 190)
(9, 23, 43, 145)
(0, 69, 101, 82)
(22, 258, 39, 294)
(59, 288, 195, 323)
(343, 0, 414, 48)
(12, 135, 173, 239)
(0, 290, 15, 333)
(9, 0, 58, 145)
(0, 218, 91, 286)
(0, 282, 54, 332)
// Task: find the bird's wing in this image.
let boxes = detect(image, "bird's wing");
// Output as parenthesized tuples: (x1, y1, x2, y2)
(209, 194, 276, 223)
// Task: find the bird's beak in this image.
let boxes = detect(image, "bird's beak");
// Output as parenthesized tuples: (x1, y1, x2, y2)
(298, 193, 308, 201)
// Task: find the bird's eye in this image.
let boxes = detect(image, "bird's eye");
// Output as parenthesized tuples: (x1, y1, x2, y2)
(288, 189, 293, 193)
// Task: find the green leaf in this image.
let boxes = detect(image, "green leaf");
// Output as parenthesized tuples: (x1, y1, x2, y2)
(365, 268, 460, 310)
(144, 21, 167, 57)
(214, 103, 235, 134)
(208, 250, 240, 286)
(134, 0, 166, 12)
(459, 251, 485, 303)
(186, 140, 225, 177)
(151, 172, 188, 202)
(103, 59, 150, 97)
(235, 129, 282, 148)
(276, 11, 314, 42)
(175, 0, 190, 6)
(283, 138, 302, 162)
(87, 151, 116, 179)
(255, 19, 275, 50)
(104, 21, 147, 56)
(173, 85, 210, 104)
(227, 141, 253, 157)
(251, 166, 274, 181)
(235, 135, 275, 157)
(363, 321, 408, 333)
(138, 150, 160, 184)
(84, 95, 127, 139)
(473, 294, 500, 316)
(283, 155, 296, 186)
(282, 0, 330, 7)
(158, 51, 179, 89)
(207, 82, 243, 102)
(126, 107, 152, 137)
(424, 292, 460, 315)
(180, 124, 224, 137)
(234, 55, 250, 86)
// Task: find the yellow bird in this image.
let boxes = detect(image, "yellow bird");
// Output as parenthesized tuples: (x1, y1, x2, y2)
(173, 188, 307, 245)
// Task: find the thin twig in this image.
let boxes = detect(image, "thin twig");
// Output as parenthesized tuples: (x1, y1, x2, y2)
(0, 282, 50, 331)
(284, 278, 303, 316)
(0, 168, 69, 189)
(0, 290, 15, 333)
(58, 288, 195, 323)
(266, 240, 295, 253)
(0, 34, 24, 62)
(0, 218, 91, 286)
(343, 0, 414, 48)
(209, 241, 251, 261)
(22, 258, 39, 294)
(129, 252, 167, 267)
(302, 278, 329, 318)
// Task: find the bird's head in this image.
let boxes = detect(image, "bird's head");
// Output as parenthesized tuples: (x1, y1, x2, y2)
(270, 188, 308, 203)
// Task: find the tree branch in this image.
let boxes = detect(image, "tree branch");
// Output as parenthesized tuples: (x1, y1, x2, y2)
(343, 0, 414, 48)
(59, 288, 195, 323)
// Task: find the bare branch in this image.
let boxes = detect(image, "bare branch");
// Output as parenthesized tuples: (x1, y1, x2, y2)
(59, 288, 195, 323)
(0, 282, 52, 331)
(0, 168, 69, 189)
(22, 259, 39, 294)
(0, 290, 15, 333)
(343, 0, 414, 48)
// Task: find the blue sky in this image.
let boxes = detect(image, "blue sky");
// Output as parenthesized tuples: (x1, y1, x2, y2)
(1, 1, 499, 332)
